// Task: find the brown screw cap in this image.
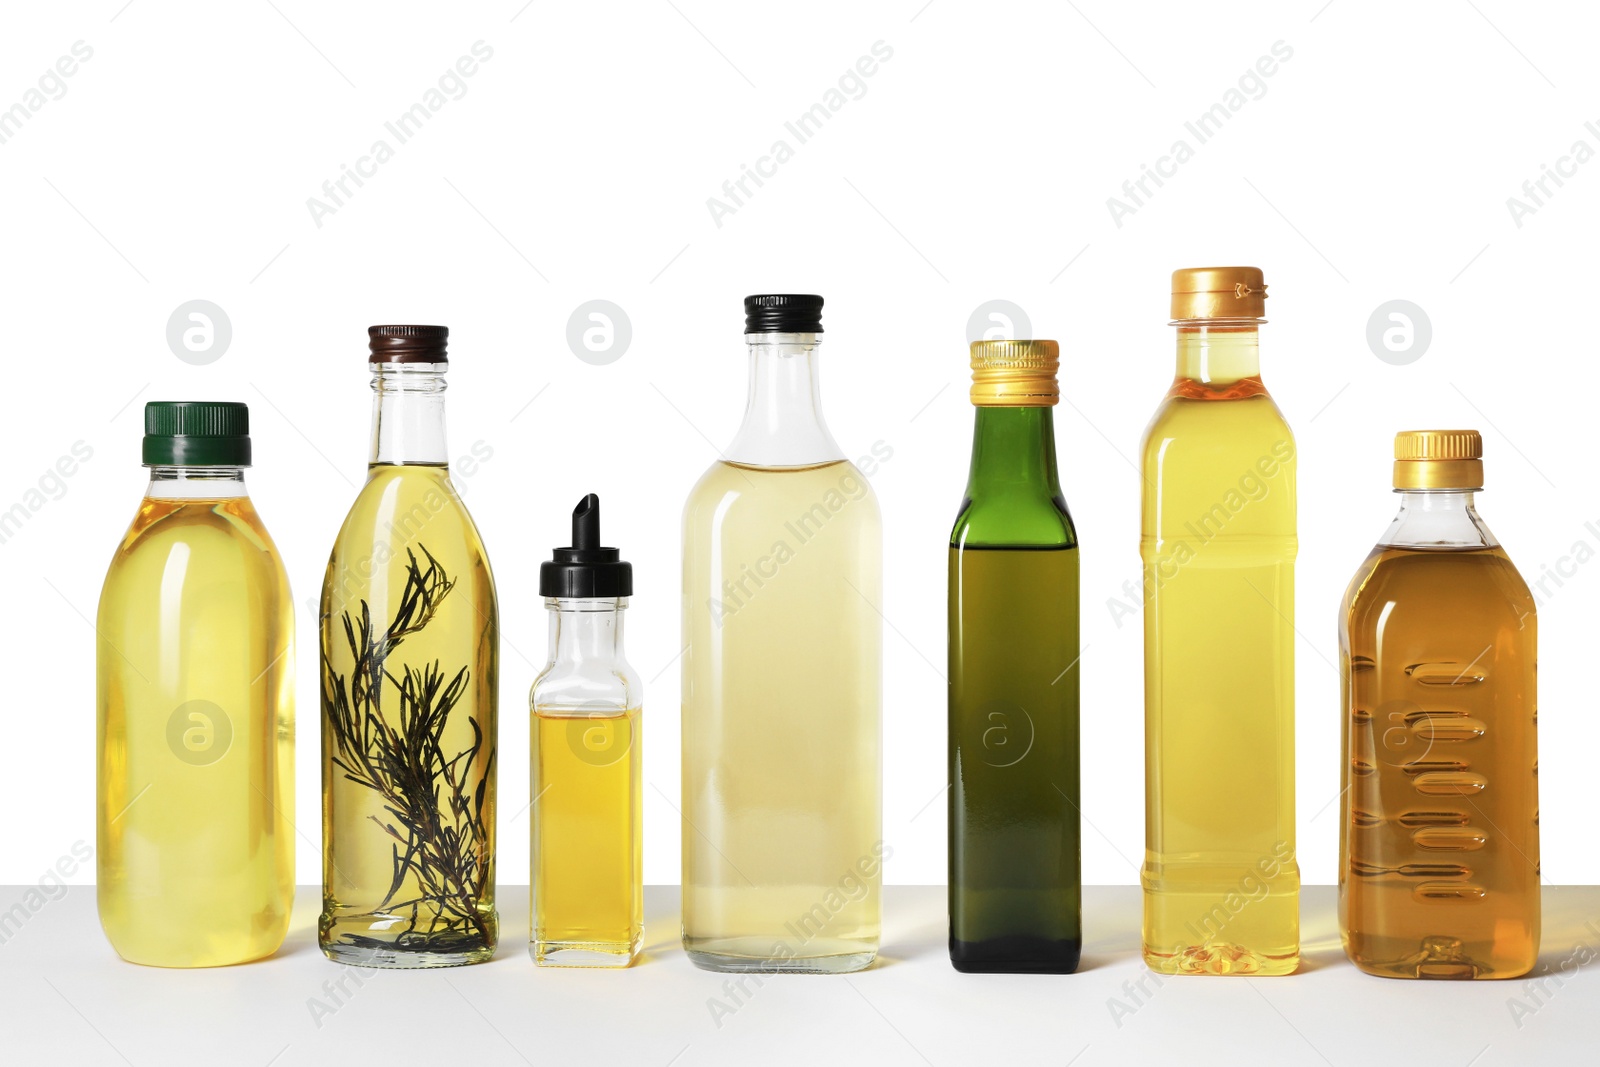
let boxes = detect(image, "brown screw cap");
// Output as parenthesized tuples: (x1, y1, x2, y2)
(369, 324, 448, 363)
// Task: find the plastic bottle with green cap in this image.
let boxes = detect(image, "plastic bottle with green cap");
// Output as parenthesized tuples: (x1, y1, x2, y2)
(96, 401, 295, 967)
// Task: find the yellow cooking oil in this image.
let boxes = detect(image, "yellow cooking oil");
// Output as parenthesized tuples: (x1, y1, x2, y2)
(681, 459, 883, 971)
(97, 482, 294, 967)
(319, 462, 499, 965)
(532, 707, 642, 964)
(1140, 276, 1300, 976)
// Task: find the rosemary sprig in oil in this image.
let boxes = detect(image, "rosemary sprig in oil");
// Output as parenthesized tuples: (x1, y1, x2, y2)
(322, 545, 495, 950)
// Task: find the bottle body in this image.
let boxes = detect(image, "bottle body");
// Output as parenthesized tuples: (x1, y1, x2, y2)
(531, 597, 643, 967)
(97, 468, 294, 967)
(682, 460, 883, 970)
(1339, 489, 1539, 978)
(948, 400, 1081, 973)
(1140, 324, 1300, 975)
(319, 355, 498, 967)
(680, 320, 883, 973)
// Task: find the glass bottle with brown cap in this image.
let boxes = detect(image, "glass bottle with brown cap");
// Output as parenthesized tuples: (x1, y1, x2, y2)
(1139, 267, 1299, 975)
(319, 325, 499, 967)
(1339, 430, 1539, 978)
(948, 340, 1081, 972)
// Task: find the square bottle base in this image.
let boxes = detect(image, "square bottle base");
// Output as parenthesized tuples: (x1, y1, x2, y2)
(532, 935, 641, 968)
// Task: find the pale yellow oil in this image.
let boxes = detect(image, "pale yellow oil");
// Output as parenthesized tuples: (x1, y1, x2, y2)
(1140, 347, 1300, 975)
(319, 463, 499, 965)
(97, 493, 294, 967)
(532, 707, 642, 966)
(681, 460, 883, 972)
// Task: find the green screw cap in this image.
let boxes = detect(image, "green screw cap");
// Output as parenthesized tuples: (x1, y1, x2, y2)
(142, 401, 252, 467)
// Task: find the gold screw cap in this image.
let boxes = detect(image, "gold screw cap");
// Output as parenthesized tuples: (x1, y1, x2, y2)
(1171, 266, 1268, 321)
(1393, 429, 1483, 490)
(969, 340, 1059, 407)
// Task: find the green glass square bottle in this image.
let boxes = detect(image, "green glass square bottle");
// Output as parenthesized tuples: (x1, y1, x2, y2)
(948, 339, 1081, 973)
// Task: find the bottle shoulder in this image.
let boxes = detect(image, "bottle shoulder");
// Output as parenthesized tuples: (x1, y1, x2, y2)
(100, 497, 290, 615)
(322, 465, 497, 627)
(531, 657, 643, 713)
(329, 465, 493, 563)
(1142, 390, 1294, 447)
(1343, 545, 1535, 629)
(950, 492, 1077, 549)
(682, 459, 880, 529)
(110, 495, 282, 563)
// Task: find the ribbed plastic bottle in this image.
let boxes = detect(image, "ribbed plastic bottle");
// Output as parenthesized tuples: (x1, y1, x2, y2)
(1339, 430, 1539, 979)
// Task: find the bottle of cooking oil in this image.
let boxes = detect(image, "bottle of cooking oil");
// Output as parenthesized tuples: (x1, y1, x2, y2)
(1140, 267, 1299, 976)
(948, 340, 1081, 973)
(319, 325, 499, 967)
(531, 493, 642, 967)
(681, 294, 883, 973)
(1339, 430, 1539, 979)
(97, 402, 293, 967)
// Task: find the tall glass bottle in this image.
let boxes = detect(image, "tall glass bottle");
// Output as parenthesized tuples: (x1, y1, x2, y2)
(319, 325, 499, 967)
(1140, 268, 1299, 976)
(531, 494, 643, 967)
(681, 294, 883, 973)
(97, 402, 293, 967)
(948, 340, 1081, 973)
(1339, 431, 1539, 979)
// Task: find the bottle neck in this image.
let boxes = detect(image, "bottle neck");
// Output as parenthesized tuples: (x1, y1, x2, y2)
(1173, 323, 1261, 385)
(1381, 489, 1498, 549)
(145, 466, 247, 499)
(964, 406, 1062, 498)
(371, 362, 449, 466)
(724, 333, 844, 467)
(545, 598, 627, 664)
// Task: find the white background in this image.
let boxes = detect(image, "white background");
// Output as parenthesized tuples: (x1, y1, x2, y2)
(0, 0, 1592, 894)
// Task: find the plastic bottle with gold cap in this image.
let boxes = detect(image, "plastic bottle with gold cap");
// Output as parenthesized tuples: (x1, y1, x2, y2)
(1139, 267, 1300, 975)
(1338, 431, 1539, 979)
(947, 340, 1080, 972)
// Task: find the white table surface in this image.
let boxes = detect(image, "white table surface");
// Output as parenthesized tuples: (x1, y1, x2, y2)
(0, 885, 1593, 1066)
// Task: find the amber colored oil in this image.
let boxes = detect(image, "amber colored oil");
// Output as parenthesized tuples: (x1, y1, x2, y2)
(1140, 344, 1300, 976)
(97, 495, 294, 967)
(1340, 546, 1539, 978)
(532, 707, 642, 965)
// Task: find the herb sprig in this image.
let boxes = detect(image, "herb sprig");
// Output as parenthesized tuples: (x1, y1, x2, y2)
(322, 546, 494, 951)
